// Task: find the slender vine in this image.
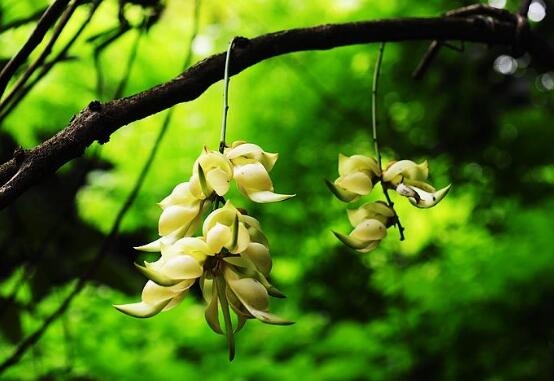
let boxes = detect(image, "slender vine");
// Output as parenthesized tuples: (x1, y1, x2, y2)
(220, 38, 237, 153)
(371, 42, 405, 241)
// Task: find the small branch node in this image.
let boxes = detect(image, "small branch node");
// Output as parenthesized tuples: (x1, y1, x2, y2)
(88, 100, 102, 111)
(233, 36, 250, 49)
(13, 147, 27, 163)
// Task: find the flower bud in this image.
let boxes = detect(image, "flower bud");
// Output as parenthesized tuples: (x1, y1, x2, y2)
(189, 148, 234, 199)
(202, 201, 250, 254)
(334, 218, 388, 253)
(225, 141, 278, 172)
(233, 162, 294, 203)
(383, 160, 450, 209)
(328, 154, 380, 202)
(347, 201, 396, 228)
(157, 182, 204, 236)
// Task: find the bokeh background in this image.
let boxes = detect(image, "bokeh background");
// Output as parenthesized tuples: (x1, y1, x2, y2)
(1, 0, 553, 379)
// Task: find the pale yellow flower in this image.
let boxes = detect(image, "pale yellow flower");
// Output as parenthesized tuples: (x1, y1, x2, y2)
(327, 154, 380, 202)
(224, 141, 278, 170)
(202, 201, 250, 254)
(225, 141, 294, 203)
(156, 181, 204, 237)
(134, 182, 206, 252)
(189, 147, 234, 199)
(334, 202, 395, 253)
(383, 160, 451, 208)
(114, 237, 209, 317)
(117, 140, 294, 360)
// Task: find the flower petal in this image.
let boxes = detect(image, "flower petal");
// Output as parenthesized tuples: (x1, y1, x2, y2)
(113, 299, 171, 318)
(333, 231, 371, 250)
(351, 219, 387, 241)
(261, 152, 278, 172)
(200, 150, 233, 177)
(225, 142, 263, 161)
(347, 201, 395, 227)
(227, 277, 269, 312)
(338, 154, 380, 177)
(205, 285, 223, 335)
(206, 223, 232, 253)
(134, 263, 184, 287)
(158, 204, 200, 236)
(197, 162, 211, 197)
(142, 280, 186, 305)
(235, 223, 251, 253)
(335, 172, 373, 195)
(162, 255, 203, 279)
(242, 242, 272, 276)
(227, 277, 292, 325)
(189, 173, 207, 199)
(356, 240, 381, 254)
(159, 182, 195, 209)
(170, 237, 211, 259)
(134, 239, 163, 252)
(248, 310, 294, 325)
(234, 162, 273, 192)
(206, 167, 231, 196)
(383, 160, 428, 183)
(408, 184, 451, 208)
(325, 179, 359, 202)
(202, 200, 238, 236)
(246, 190, 295, 203)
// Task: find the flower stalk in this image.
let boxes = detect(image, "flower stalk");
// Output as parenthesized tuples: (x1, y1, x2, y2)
(371, 42, 405, 241)
(220, 38, 236, 153)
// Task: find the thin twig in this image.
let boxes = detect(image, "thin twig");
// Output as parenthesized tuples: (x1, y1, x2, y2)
(412, 40, 443, 80)
(0, 0, 202, 374)
(0, 0, 71, 99)
(413, 3, 516, 80)
(371, 42, 405, 241)
(0, 0, 81, 115)
(0, 0, 102, 123)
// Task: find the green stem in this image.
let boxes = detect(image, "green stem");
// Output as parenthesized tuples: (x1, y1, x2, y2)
(215, 275, 235, 361)
(372, 42, 385, 170)
(220, 38, 236, 153)
(371, 42, 405, 241)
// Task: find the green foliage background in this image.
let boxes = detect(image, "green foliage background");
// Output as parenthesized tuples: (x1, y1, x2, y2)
(1, 0, 553, 380)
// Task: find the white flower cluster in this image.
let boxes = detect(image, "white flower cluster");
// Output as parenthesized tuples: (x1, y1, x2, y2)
(328, 155, 451, 252)
(114, 141, 294, 359)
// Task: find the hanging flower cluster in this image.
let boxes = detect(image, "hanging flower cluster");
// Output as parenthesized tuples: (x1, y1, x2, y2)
(327, 154, 451, 252)
(114, 141, 294, 359)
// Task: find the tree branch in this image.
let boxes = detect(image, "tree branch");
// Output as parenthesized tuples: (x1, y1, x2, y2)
(0, 0, 71, 99)
(0, 0, 202, 373)
(1, 11, 553, 209)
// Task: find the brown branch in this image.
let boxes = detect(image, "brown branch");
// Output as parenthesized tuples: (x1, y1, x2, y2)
(0, 0, 202, 374)
(1, 11, 553, 210)
(412, 40, 443, 80)
(0, 0, 72, 99)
